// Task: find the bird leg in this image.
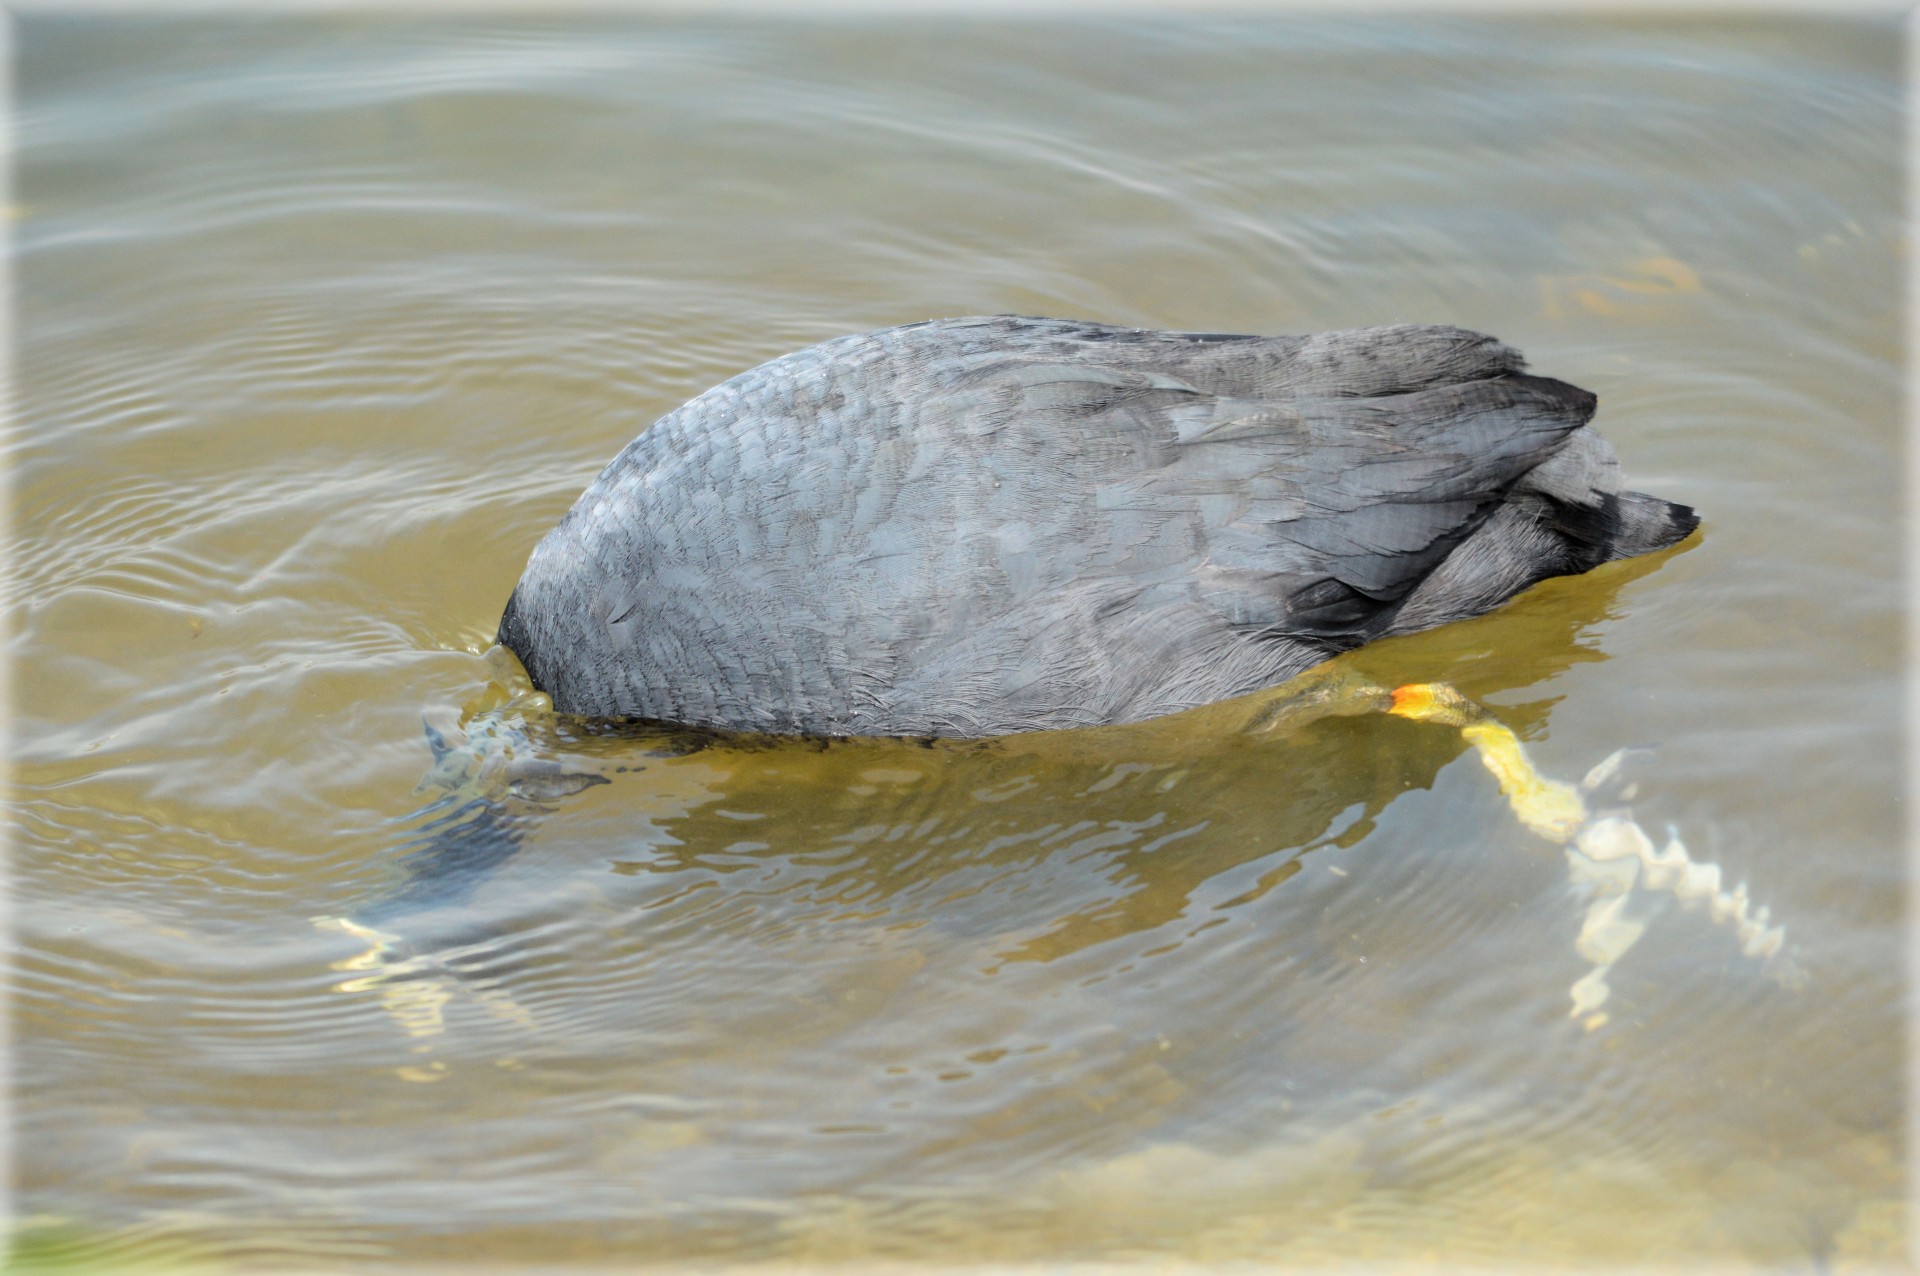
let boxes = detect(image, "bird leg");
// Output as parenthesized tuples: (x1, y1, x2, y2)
(1385, 682, 1588, 842)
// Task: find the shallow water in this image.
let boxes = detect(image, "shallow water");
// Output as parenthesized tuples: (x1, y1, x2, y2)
(10, 13, 1906, 1270)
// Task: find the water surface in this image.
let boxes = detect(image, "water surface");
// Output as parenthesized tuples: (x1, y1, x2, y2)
(11, 13, 1906, 1269)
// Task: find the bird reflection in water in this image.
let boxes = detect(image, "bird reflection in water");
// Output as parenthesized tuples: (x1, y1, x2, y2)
(316, 541, 1794, 1067)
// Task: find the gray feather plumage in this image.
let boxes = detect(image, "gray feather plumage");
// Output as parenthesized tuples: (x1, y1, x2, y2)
(498, 316, 1697, 736)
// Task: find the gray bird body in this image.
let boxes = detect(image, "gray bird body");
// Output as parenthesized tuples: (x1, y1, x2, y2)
(498, 316, 1696, 737)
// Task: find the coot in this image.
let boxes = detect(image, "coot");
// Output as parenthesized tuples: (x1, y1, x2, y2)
(498, 316, 1696, 737)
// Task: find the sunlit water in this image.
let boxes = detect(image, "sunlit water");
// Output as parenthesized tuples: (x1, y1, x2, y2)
(11, 14, 1906, 1270)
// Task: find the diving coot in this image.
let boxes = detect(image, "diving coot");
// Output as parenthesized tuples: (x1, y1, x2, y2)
(497, 316, 1696, 737)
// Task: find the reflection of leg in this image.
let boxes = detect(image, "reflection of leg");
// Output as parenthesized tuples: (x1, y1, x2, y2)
(313, 914, 542, 1071)
(1378, 682, 1799, 1022)
(1575, 818, 1798, 980)
(1564, 867, 1648, 1024)
(314, 915, 455, 1040)
(468, 981, 540, 1031)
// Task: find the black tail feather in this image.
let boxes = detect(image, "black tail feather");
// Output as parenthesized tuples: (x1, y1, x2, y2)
(1545, 489, 1699, 572)
(1607, 490, 1700, 560)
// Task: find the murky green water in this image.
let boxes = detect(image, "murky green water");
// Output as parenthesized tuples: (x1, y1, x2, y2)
(11, 13, 1906, 1270)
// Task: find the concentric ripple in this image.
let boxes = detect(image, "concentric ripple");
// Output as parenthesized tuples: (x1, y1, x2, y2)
(13, 13, 1905, 1268)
